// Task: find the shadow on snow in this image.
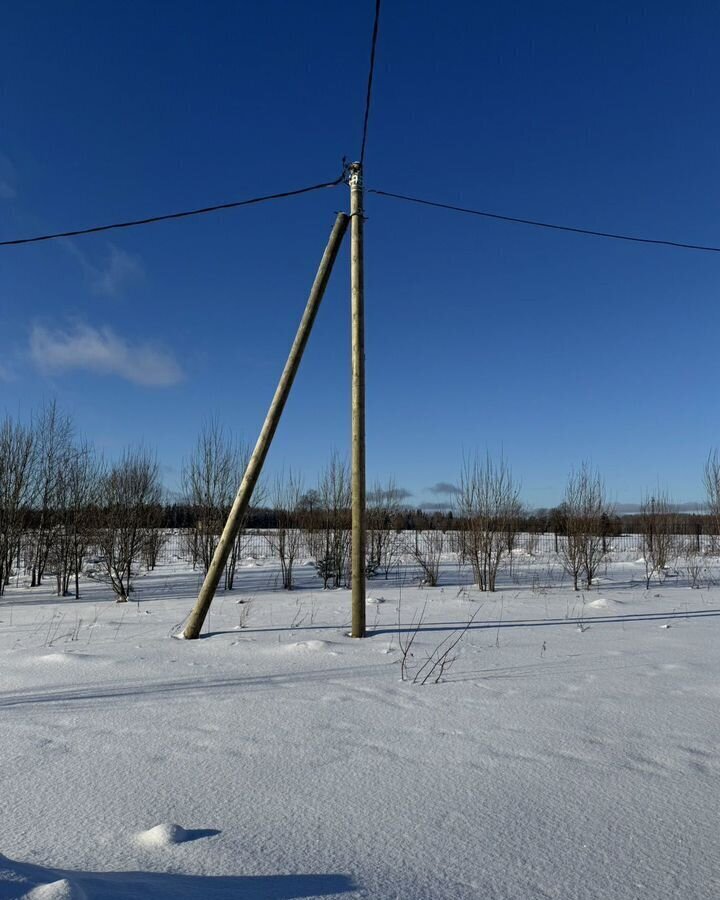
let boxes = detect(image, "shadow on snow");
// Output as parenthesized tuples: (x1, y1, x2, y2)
(0, 854, 357, 899)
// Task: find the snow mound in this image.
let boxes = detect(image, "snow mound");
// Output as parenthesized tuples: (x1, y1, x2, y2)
(0, 858, 85, 900)
(285, 640, 336, 653)
(366, 596, 385, 604)
(587, 598, 609, 609)
(136, 823, 189, 847)
(25, 879, 79, 900)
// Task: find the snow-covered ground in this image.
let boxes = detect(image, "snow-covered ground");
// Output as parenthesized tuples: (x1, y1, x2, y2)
(1, 552, 719, 899)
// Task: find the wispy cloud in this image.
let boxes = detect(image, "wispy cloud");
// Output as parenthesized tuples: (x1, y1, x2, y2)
(65, 241, 144, 297)
(30, 323, 183, 387)
(367, 486, 413, 503)
(428, 481, 460, 495)
(0, 361, 16, 382)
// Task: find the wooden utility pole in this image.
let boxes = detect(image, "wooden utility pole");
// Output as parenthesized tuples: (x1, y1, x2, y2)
(182, 212, 349, 640)
(349, 162, 367, 638)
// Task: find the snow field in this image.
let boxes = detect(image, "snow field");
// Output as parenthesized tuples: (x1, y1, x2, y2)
(1, 554, 719, 898)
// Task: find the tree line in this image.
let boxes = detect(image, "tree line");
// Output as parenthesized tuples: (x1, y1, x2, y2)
(3, 406, 720, 600)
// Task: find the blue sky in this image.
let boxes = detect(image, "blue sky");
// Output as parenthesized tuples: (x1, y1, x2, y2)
(2, 1, 720, 508)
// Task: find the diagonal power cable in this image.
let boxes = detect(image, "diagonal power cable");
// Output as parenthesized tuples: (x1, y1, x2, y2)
(359, 0, 382, 166)
(0, 174, 345, 248)
(368, 187, 720, 254)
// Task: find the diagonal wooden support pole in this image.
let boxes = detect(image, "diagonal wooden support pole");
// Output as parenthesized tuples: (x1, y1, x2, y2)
(182, 212, 350, 639)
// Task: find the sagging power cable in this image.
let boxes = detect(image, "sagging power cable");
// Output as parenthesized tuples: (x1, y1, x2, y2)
(368, 187, 720, 254)
(0, 174, 345, 248)
(359, 0, 382, 166)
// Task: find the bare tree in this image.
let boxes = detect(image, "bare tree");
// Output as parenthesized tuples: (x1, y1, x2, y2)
(311, 452, 351, 588)
(0, 417, 35, 595)
(182, 421, 237, 573)
(408, 529, 444, 586)
(65, 442, 103, 598)
(265, 469, 304, 590)
(455, 453, 520, 592)
(703, 450, 720, 552)
(505, 505, 523, 575)
(45, 439, 100, 597)
(559, 463, 611, 590)
(224, 440, 254, 591)
(27, 402, 74, 587)
(181, 421, 252, 590)
(367, 478, 404, 579)
(557, 501, 582, 591)
(96, 448, 161, 601)
(683, 540, 705, 589)
(638, 492, 677, 589)
(141, 511, 167, 571)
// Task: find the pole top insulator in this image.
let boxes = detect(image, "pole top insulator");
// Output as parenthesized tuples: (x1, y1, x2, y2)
(346, 161, 363, 188)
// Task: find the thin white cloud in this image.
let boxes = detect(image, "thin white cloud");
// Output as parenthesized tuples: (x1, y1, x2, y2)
(65, 241, 144, 297)
(0, 361, 16, 382)
(30, 323, 183, 387)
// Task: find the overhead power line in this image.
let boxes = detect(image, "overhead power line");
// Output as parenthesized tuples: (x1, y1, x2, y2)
(0, 174, 345, 248)
(368, 187, 720, 254)
(359, 0, 382, 166)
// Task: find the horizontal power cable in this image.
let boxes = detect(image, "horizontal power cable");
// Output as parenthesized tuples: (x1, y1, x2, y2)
(368, 187, 720, 253)
(0, 174, 345, 247)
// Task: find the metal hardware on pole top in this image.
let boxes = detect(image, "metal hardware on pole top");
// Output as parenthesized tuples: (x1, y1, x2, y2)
(347, 161, 363, 191)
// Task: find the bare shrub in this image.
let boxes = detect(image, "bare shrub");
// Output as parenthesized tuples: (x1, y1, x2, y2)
(412, 610, 480, 684)
(46, 440, 103, 597)
(181, 420, 252, 590)
(408, 530, 444, 586)
(455, 453, 520, 592)
(638, 492, 677, 589)
(367, 478, 405, 579)
(27, 402, 74, 587)
(310, 452, 351, 588)
(397, 597, 479, 684)
(683, 543, 704, 589)
(265, 469, 304, 590)
(704, 450, 720, 552)
(0, 417, 36, 595)
(397, 597, 426, 682)
(559, 463, 611, 591)
(96, 448, 161, 601)
(224, 441, 255, 591)
(141, 523, 167, 572)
